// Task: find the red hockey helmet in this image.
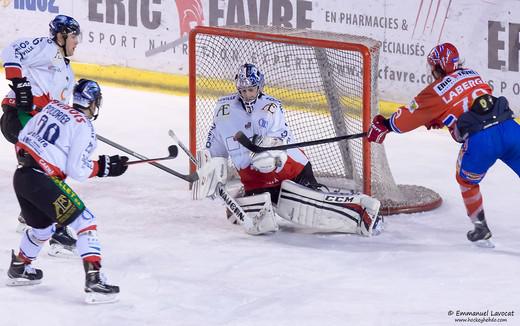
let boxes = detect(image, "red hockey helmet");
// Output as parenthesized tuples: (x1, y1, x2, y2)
(427, 43, 460, 75)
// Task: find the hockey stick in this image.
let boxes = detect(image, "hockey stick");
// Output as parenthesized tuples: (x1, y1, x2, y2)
(125, 145, 179, 165)
(167, 129, 258, 232)
(96, 134, 198, 182)
(168, 129, 196, 164)
(233, 131, 367, 153)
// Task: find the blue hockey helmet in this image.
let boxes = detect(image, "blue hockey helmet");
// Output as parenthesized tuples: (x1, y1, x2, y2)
(235, 63, 265, 112)
(73, 79, 102, 120)
(49, 15, 81, 38)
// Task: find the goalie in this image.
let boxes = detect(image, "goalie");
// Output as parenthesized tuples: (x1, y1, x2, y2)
(193, 63, 382, 236)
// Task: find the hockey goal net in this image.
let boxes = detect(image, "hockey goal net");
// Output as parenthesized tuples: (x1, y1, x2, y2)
(189, 25, 441, 215)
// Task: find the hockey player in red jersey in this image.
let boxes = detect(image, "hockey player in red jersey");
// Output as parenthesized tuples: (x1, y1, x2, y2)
(6, 79, 127, 304)
(1, 15, 81, 255)
(367, 43, 520, 246)
(193, 63, 382, 236)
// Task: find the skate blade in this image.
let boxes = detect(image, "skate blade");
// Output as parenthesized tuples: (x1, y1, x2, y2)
(85, 292, 119, 304)
(48, 244, 78, 259)
(15, 223, 30, 234)
(6, 277, 41, 287)
(474, 239, 495, 248)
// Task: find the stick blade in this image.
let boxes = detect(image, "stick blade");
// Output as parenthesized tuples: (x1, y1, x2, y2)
(234, 132, 257, 152)
(168, 145, 178, 158)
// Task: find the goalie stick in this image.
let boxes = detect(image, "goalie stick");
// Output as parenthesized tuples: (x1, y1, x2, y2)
(167, 129, 255, 230)
(125, 145, 179, 165)
(96, 134, 198, 182)
(168, 129, 196, 163)
(233, 131, 367, 153)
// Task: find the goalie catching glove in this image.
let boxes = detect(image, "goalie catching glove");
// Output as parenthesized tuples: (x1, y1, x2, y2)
(192, 149, 228, 200)
(250, 136, 288, 173)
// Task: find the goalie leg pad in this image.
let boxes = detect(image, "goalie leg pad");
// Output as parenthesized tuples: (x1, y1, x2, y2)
(277, 180, 381, 236)
(235, 193, 278, 235)
(358, 195, 382, 236)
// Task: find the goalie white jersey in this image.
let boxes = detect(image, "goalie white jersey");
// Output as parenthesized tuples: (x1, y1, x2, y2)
(206, 93, 308, 191)
(2, 37, 75, 108)
(17, 100, 98, 181)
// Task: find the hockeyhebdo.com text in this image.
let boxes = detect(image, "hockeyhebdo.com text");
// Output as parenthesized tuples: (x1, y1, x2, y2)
(448, 309, 515, 324)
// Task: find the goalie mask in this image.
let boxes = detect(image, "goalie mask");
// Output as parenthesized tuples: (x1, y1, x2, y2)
(73, 79, 103, 121)
(235, 63, 265, 113)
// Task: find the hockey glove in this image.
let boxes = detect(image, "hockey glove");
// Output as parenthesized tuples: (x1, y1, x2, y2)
(250, 136, 288, 173)
(97, 155, 129, 177)
(251, 151, 288, 173)
(367, 114, 391, 144)
(425, 121, 444, 130)
(9, 77, 33, 112)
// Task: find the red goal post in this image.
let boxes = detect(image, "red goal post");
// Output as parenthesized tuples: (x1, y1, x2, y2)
(188, 25, 441, 215)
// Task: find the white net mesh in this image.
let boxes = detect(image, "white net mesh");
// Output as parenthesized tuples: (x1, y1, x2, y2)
(190, 25, 441, 215)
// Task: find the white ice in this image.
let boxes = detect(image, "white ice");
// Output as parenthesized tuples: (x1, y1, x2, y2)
(0, 81, 519, 326)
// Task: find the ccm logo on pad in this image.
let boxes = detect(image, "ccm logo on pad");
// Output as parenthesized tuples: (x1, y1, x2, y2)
(324, 195, 354, 203)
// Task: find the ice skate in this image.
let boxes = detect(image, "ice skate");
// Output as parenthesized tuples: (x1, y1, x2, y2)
(48, 225, 78, 258)
(84, 262, 120, 304)
(467, 220, 494, 248)
(6, 250, 43, 286)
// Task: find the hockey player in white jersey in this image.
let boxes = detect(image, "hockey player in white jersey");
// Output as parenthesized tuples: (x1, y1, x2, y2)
(0, 15, 80, 256)
(6, 79, 126, 304)
(194, 63, 382, 236)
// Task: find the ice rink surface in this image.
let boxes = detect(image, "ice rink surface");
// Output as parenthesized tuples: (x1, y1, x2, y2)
(0, 82, 518, 326)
